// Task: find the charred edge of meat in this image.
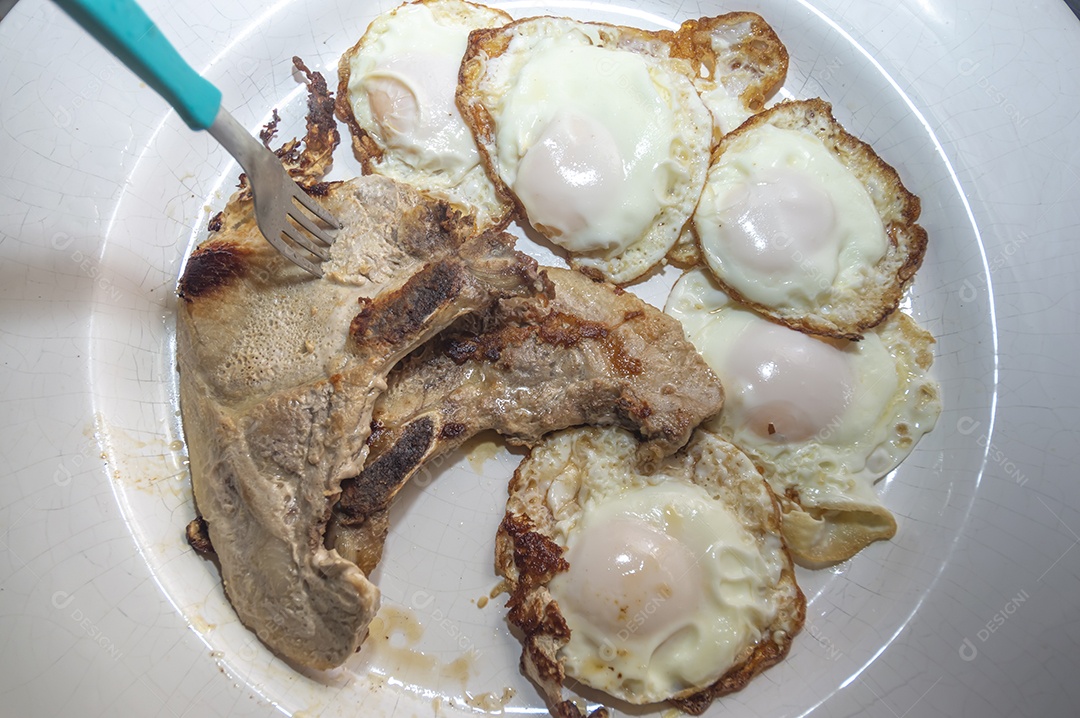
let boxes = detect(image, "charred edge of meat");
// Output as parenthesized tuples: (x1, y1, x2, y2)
(239, 57, 337, 194)
(282, 56, 339, 181)
(443, 333, 503, 364)
(303, 181, 334, 197)
(432, 201, 459, 236)
(397, 201, 467, 257)
(336, 416, 436, 522)
(555, 701, 609, 718)
(441, 311, 609, 366)
(367, 419, 388, 448)
(260, 108, 282, 147)
(524, 630, 567, 682)
(502, 514, 568, 596)
(186, 516, 215, 557)
(512, 249, 551, 294)
(511, 594, 571, 646)
(184, 58, 338, 300)
(577, 266, 607, 283)
(459, 232, 547, 295)
(178, 241, 253, 301)
(537, 312, 608, 347)
(349, 260, 465, 347)
(294, 56, 336, 140)
(554, 701, 583, 718)
(440, 422, 467, 440)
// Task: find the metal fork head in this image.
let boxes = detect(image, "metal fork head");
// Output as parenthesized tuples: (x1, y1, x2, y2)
(208, 109, 340, 277)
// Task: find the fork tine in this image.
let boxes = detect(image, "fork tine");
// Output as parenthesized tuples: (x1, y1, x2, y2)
(292, 189, 340, 229)
(268, 233, 324, 277)
(281, 225, 332, 262)
(207, 110, 341, 276)
(288, 204, 335, 247)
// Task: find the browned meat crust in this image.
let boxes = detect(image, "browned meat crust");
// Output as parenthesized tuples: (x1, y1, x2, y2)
(327, 268, 724, 573)
(179, 61, 551, 670)
(181, 224, 546, 669)
(185, 516, 214, 557)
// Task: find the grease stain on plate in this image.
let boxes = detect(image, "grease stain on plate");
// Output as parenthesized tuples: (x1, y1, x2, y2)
(463, 431, 504, 472)
(360, 605, 480, 690)
(464, 687, 515, 712)
(355, 604, 523, 711)
(96, 411, 190, 495)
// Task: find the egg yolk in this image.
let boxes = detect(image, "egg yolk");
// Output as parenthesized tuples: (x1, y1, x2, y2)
(362, 52, 475, 162)
(366, 74, 420, 136)
(727, 320, 855, 442)
(513, 111, 623, 250)
(560, 517, 702, 638)
(716, 168, 836, 273)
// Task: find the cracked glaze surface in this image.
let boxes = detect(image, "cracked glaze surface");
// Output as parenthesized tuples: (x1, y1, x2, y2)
(1, 0, 1078, 716)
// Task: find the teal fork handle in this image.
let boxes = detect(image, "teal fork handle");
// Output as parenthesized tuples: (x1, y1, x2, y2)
(53, 0, 222, 130)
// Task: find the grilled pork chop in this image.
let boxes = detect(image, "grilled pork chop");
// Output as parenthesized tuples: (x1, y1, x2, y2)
(328, 268, 725, 574)
(178, 172, 548, 669)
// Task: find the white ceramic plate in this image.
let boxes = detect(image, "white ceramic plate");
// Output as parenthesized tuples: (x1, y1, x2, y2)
(2, 0, 1079, 716)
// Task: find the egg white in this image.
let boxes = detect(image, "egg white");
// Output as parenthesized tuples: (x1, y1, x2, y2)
(458, 17, 713, 283)
(665, 268, 940, 532)
(343, 0, 511, 229)
(695, 123, 889, 315)
(517, 426, 798, 704)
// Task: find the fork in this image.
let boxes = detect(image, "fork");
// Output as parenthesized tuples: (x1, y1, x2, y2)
(54, 0, 340, 276)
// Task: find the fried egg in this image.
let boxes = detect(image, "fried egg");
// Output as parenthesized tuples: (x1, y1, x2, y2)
(497, 426, 803, 708)
(458, 17, 713, 283)
(666, 268, 941, 563)
(692, 99, 928, 339)
(338, 0, 512, 230)
(676, 13, 789, 140)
